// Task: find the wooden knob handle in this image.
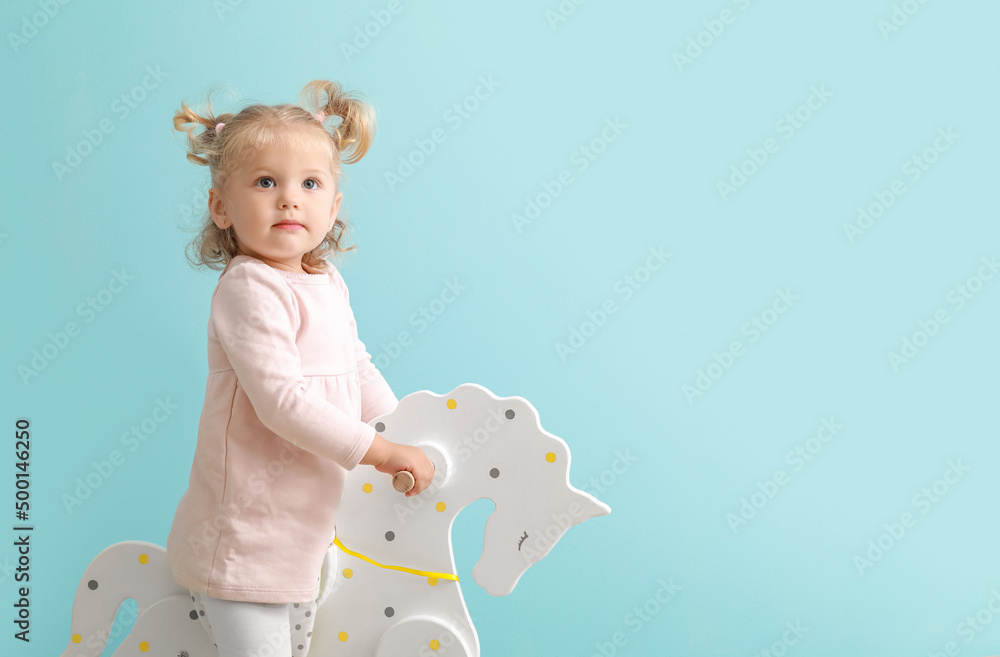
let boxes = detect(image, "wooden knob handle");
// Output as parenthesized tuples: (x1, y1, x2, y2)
(392, 470, 415, 493)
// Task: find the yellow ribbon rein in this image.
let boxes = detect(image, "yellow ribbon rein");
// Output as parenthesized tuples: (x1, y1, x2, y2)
(333, 537, 459, 582)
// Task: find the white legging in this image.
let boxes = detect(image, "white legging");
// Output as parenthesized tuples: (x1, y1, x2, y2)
(190, 589, 317, 657)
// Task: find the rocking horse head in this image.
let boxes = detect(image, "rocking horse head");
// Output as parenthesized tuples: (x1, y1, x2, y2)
(468, 422, 611, 597)
(372, 383, 611, 597)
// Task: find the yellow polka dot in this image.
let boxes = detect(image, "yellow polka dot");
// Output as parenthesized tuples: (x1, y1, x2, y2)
(363, 483, 373, 494)
(72, 634, 82, 644)
(546, 452, 556, 463)
(446, 399, 457, 409)
(339, 632, 348, 642)
(436, 501, 446, 512)
(139, 641, 149, 652)
(430, 639, 441, 650)
(343, 569, 353, 578)
(427, 577, 438, 586)
(138, 553, 149, 564)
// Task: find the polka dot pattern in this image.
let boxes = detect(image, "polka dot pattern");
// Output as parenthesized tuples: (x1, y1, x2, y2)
(322, 396, 512, 650)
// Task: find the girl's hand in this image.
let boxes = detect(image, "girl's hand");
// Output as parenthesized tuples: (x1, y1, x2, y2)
(361, 434, 435, 496)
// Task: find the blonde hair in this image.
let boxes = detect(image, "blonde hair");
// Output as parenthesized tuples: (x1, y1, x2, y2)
(174, 80, 376, 271)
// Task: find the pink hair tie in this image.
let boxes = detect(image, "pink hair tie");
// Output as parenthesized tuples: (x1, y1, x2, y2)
(314, 111, 326, 123)
(214, 122, 225, 133)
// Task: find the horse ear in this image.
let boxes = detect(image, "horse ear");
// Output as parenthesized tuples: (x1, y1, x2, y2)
(569, 487, 611, 523)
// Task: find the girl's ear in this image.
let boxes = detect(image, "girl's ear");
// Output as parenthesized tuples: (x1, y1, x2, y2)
(209, 187, 229, 229)
(329, 191, 343, 228)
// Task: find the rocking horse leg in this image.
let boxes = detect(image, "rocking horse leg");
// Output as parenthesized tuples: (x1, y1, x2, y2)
(375, 615, 475, 657)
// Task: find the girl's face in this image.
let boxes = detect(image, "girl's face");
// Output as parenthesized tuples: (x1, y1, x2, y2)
(209, 134, 342, 273)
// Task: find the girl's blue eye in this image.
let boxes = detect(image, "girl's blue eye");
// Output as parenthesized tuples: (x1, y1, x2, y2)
(256, 177, 318, 189)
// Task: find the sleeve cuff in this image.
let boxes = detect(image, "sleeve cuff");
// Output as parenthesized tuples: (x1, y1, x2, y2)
(342, 422, 377, 471)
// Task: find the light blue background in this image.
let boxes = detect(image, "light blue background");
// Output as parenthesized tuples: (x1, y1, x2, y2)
(3, 1, 999, 655)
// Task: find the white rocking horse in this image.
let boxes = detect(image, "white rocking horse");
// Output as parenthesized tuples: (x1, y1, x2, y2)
(57, 383, 611, 656)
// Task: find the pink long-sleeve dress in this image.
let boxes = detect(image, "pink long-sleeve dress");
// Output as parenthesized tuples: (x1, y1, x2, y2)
(166, 254, 398, 603)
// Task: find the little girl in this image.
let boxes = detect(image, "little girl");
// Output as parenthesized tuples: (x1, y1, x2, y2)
(165, 79, 434, 657)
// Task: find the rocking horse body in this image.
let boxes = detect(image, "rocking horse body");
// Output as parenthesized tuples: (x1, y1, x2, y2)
(57, 384, 610, 656)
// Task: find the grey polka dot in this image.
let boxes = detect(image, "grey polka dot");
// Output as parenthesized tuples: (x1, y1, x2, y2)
(490, 468, 500, 478)
(505, 409, 514, 419)
(305, 610, 311, 617)
(296, 624, 301, 630)
(385, 607, 394, 617)
(294, 603, 299, 608)
(189, 610, 198, 620)
(298, 645, 304, 650)
(375, 422, 385, 432)
(385, 531, 395, 541)
(307, 632, 312, 637)
(88, 580, 98, 590)
(191, 595, 196, 601)
(199, 610, 205, 616)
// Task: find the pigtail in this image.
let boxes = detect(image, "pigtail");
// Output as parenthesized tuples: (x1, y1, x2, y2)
(301, 80, 376, 164)
(173, 87, 243, 271)
(173, 103, 215, 166)
(173, 84, 242, 170)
